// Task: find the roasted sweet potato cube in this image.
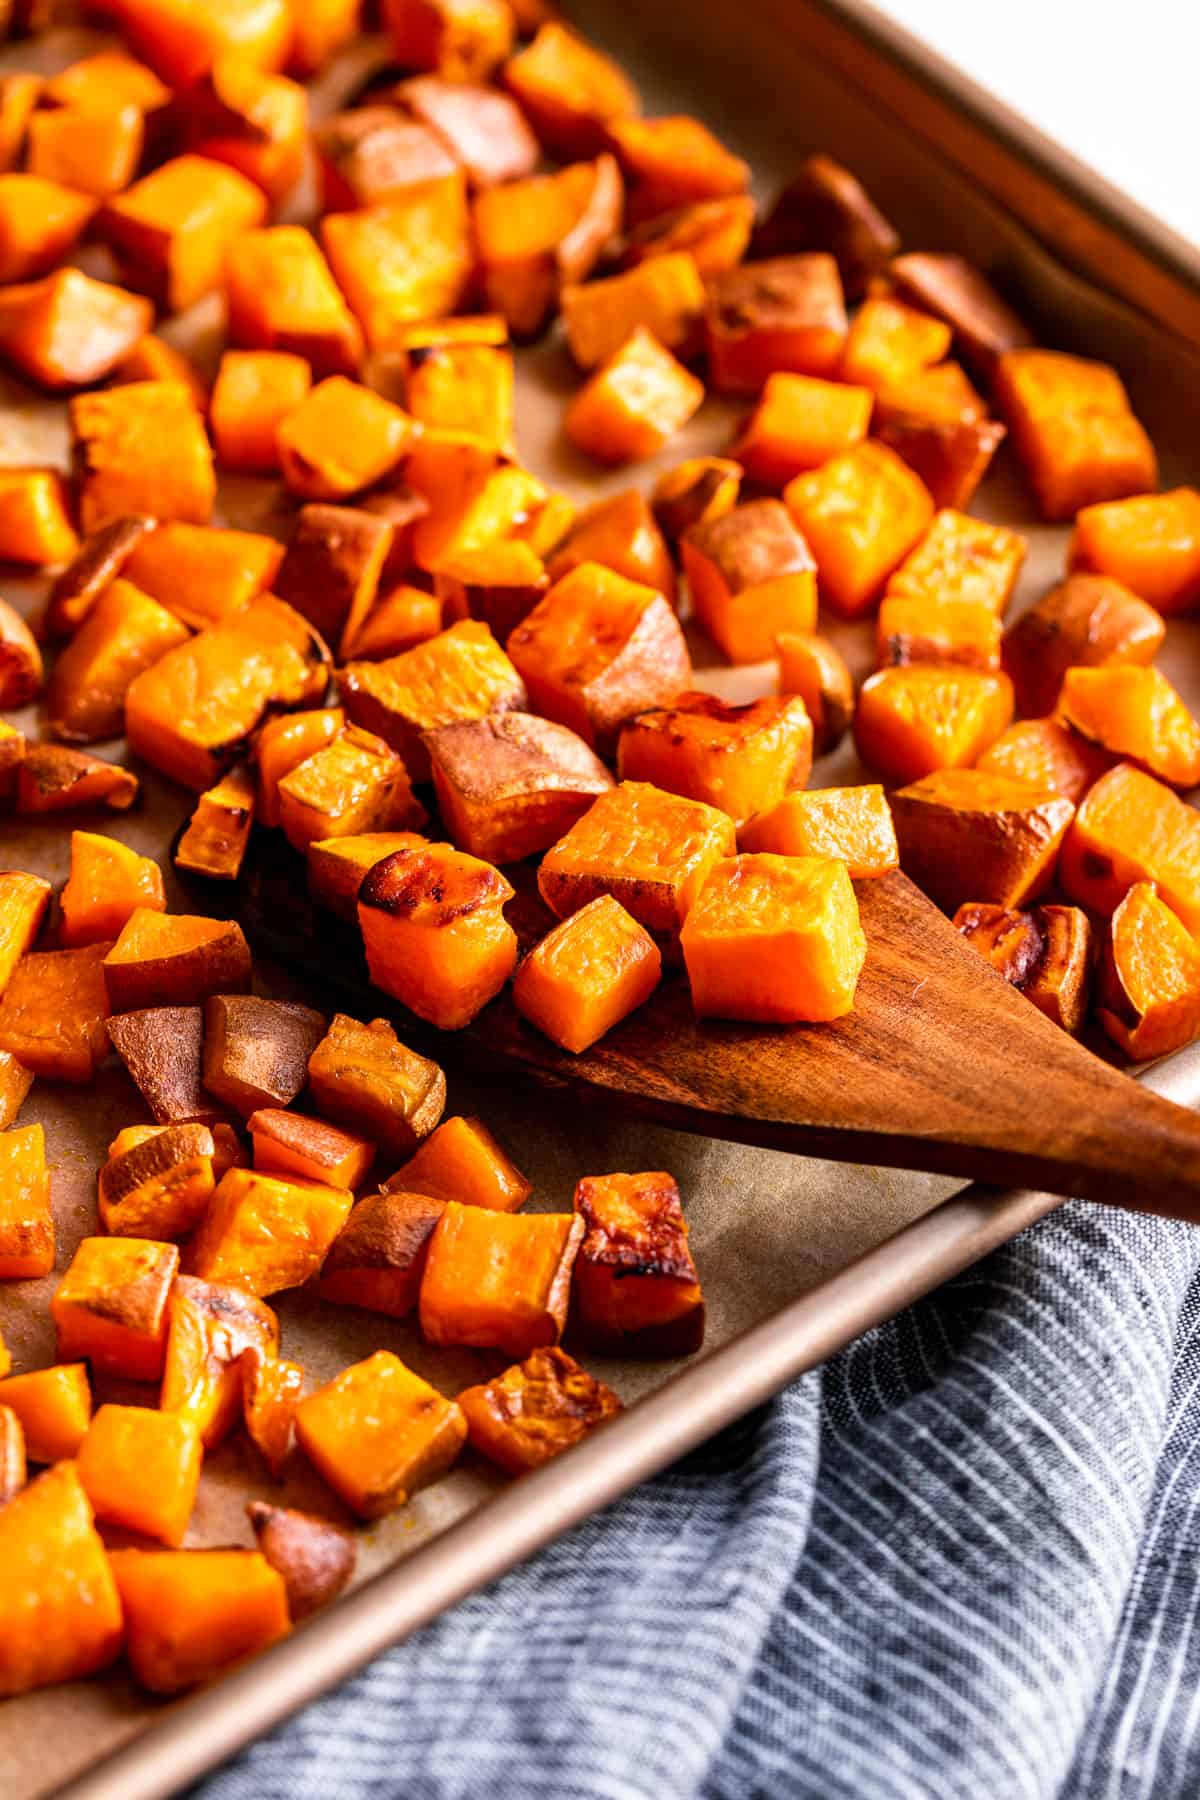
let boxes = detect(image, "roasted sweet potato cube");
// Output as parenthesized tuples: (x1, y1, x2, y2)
(706, 254, 847, 393)
(190, 1166, 352, 1298)
(0, 1123, 52, 1279)
(107, 1006, 226, 1128)
(16, 745, 138, 815)
(203, 996, 326, 1118)
(308, 1012, 446, 1156)
(43, 514, 154, 641)
(775, 630, 855, 755)
(0, 945, 111, 1084)
(1097, 882, 1200, 1061)
(0, 872, 50, 1000)
(420, 1202, 583, 1355)
(278, 378, 416, 503)
(680, 853, 867, 1022)
(346, 585, 443, 660)
(620, 194, 755, 281)
(306, 830, 428, 922)
(0, 72, 41, 175)
(225, 226, 363, 378)
(473, 155, 621, 338)
(841, 296, 951, 395)
(0, 1364, 90, 1462)
(953, 901, 1093, 1036)
(240, 1348, 303, 1480)
(209, 350, 311, 475)
(175, 764, 257, 884)
(562, 254, 705, 370)
(398, 74, 538, 187)
(884, 508, 1027, 619)
(682, 500, 818, 664)
(1057, 664, 1200, 790)
(514, 895, 661, 1054)
(110, 334, 209, 409)
(356, 479, 433, 583)
(296, 1348, 465, 1517)
(110, 0, 293, 87)
(1002, 575, 1166, 719)
(459, 1345, 622, 1473)
(123, 524, 283, 634)
(0, 173, 95, 283)
(977, 719, 1115, 806)
(1058, 764, 1193, 925)
(402, 340, 514, 455)
(110, 1547, 289, 1695)
(97, 155, 266, 314)
(0, 1403, 25, 1504)
(53, 1236, 178, 1382)
(995, 349, 1157, 522)
(572, 1170, 702, 1354)
(784, 441, 934, 618)
(890, 768, 1074, 913)
(617, 693, 813, 825)
(315, 106, 459, 211)
(546, 487, 675, 606)
(126, 594, 330, 792)
(78, 1404, 201, 1546)
(71, 382, 215, 533)
(0, 267, 152, 394)
(854, 667, 1013, 784)
(754, 154, 899, 297)
(608, 113, 747, 222)
(289, 0, 360, 74)
(0, 1053, 33, 1132)
(98, 1121, 216, 1238)
(0, 469, 77, 568)
(178, 59, 308, 208)
(434, 541, 547, 640)
(278, 725, 426, 854)
(876, 596, 1001, 672)
(319, 1188, 446, 1316)
(248, 1109, 374, 1191)
(407, 442, 546, 573)
(246, 1500, 356, 1617)
(426, 711, 613, 865)
(321, 185, 473, 354)
(0, 722, 24, 805)
(45, 578, 189, 744)
(739, 785, 898, 878)
(731, 371, 873, 489)
(59, 833, 164, 952)
(502, 21, 637, 158)
(566, 326, 705, 465)
(384, 1113, 531, 1211)
(871, 368, 1005, 512)
(256, 708, 343, 830)
(104, 912, 250, 1013)
(0, 1463, 122, 1698)
(889, 252, 1033, 379)
(1070, 488, 1200, 616)
(160, 1274, 279, 1448)
(383, 0, 512, 78)
(507, 564, 690, 751)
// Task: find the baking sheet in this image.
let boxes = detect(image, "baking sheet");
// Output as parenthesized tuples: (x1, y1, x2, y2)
(2, 3, 1200, 1794)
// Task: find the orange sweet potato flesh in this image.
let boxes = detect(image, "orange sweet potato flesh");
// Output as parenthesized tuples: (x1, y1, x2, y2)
(652, 455, 741, 545)
(706, 254, 847, 393)
(1002, 574, 1165, 717)
(98, 1122, 216, 1239)
(566, 326, 705, 464)
(563, 255, 705, 371)
(976, 719, 1116, 806)
(104, 910, 251, 1013)
(96, 154, 267, 314)
(1070, 489, 1200, 617)
(1097, 882, 1200, 1061)
(609, 113, 748, 221)
(52, 1236, 179, 1382)
(110, 1547, 290, 1695)
(953, 902, 1094, 1036)
(46, 578, 190, 744)
(1060, 763, 1200, 935)
(16, 745, 139, 816)
(514, 894, 662, 1053)
(458, 1346, 622, 1474)
(0, 1462, 123, 1698)
(731, 371, 873, 489)
(0, 1121, 53, 1279)
(0, 468, 79, 567)
(225, 225, 363, 378)
(307, 1012, 446, 1156)
(189, 1166, 352, 1298)
(420, 1202, 584, 1357)
(0, 1364, 91, 1462)
(425, 711, 614, 866)
(70, 381, 215, 532)
(473, 155, 622, 339)
(249, 1109, 375, 1191)
(617, 692, 813, 825)
(619, 194, 754, 281)
(77, 1403, 202, 1545)
(210, 350, 312, 474)
(278, 377, 417, 502)
(123, 524, 284, 634)
(776, 631, 855, 755)
(0, 943, 111, 1084)
(784, 441, 934, 618)
(246, 1500, 357, 1619)
(403, 339, 514, 452)
(854, 667, 1014, 785)
(384, 1114, 531, 1212)
(175, 763, 257, 883)
(306, 831, 430, 924)
(111, 335, 209, 410)
(180, 59, 308, 209)
(384, 0, 513, 81)
(840, 294, 951, 392)
(871, 367, 1005, 512)
(0, 1403, 25, 1505)
(0, 268, 152, 393)
(502, 22, 637, 159)
(890, 768, 1075, 914)
(111, 0, 293, 88)
(320, 185, 474, 357)
(0, 1052, 33, 1131)
(547, 488, 676, 608)
(1057, 665, 1200, 790)
(682, 499, 819, 664)
(42, 516, 156, 643)
(572, 1170, 704, 1355)
(739, 786, 898, 879)
(278, 725, 426, 854)
(160, 1274, 280, 1449)
(241, 1348, 304, 1480)
(876, 597, 1001, 672)
(258, 708, 345, 830)
(0, 870, 51, 999)
(319, 1188, 446, 1317)
(995, 349, 1157, 522)
(295, 1348, 466, 1518)
(60, 832, 165, 950)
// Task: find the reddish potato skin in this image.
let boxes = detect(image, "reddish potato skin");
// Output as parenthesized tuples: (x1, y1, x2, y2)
(246, 1501, 356, 1619)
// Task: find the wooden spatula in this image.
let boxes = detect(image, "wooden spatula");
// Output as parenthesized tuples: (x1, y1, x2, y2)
(183, 841, 1200, 1223)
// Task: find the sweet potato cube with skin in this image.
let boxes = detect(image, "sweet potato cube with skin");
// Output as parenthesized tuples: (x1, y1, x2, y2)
(620, 194, 755, 281)
(731, 372, 873, 489)
(473, 156, 622, 340)
(784, 441, 934, 618)
(0, 1055, 33, 1132)
(0, 946, 111, 1084)
(876, 597, 1001, 673)
(0, 469, 77, 568)
(608, 114, 748, 222)
(278, 726, 426, 854)
(514, 895, 661, 1054)
(0, 265, 151, 393)
(189, 1167, 352, 1298)
(566, 327, 705, 465)
(96, 156, 266, 314)
(248, 1110, 375, 1191)
(890, 768, 1075, 914)
(562, 255, 705, 370)
(459, 1346, 622, 1474)
(41, 48, 170, 113)
(98, 1122, 216, 1239)
(315, 107, 459, 212)
(507, 564, 691, 752)
(706, 255, 847, 394)
(319, 1189, 446, 1317)
(104, 912, 251, 1013)
(110, 0, 293, 87)
(307, 1013, 446, 1157)
(210, 351, 311, 475)
(297, 1349, 465, 1519)
(107, 1007, 227, 1128)
(755, 154, 899, 298)
(1002, 575, 1166, 720)
(125, 594, 330, 792)
(884, 509, 1028, 619)
(246, 1500, 356, 1617)
(78, 1404, 201, 1546)
(0, 1365, 90, 1463)
(0, 1124, 52, 1280)
(1097, 883, 1200, 1061)
(123, 525, 283, 634)
(403, 341, 514, 454)
(16, 746, 138, 816)
(775, 631, 855, 755)
(977, 719, 1116, 807)
(179, 59, 308, 208)
(71, 382, 215, 533)
(546, 489, 675, 607)
(872, 367, 1005, 513)
(61, 835, 165, 950)
(840, 296, 952, 393)
(0, 174, 95, 283)
(0, 1404, 25, 1504)
(0, 595, 38, 705)
(0, 872, 51, 999)
(43, 515, 155, 642)
(25, 101, 142, 200)
(225, 226, 363, 379)
(160, 1275, 279, 1449)
(257, 709, 344, 830)
(203, 997, 326, 1119)
(618, 693, 813, 825)
(572, 1170, 703, 1355)
(384, 0, 513, 79)
(739, 786, 899, 880)
(53, 1237, 178, 1382)
(682, 500, 818, 665)
(384, 1114, 531, 1212)
(175, 763, 257, 884)
(0, 723, 24, 806)
(306, 830, 429, 923)
(427, 712, 613, 865)
(889, 252, 1034, 378)
(358, 844, 518, 1031)
(854, 667, 1013, 785)
(1057, 665, 1200, 790)
(953, 902, 1094, 1036)
(241, 1349, 304, 1480)
(995, 349, 1158, 521)
(407, 446, 547, 574)
(289, 0, 360, 74)
(420, 1203, 584, 1356)
(502, 21, 637, 158)
(320, 187, 474, 355)
(434, 543, 547, 643)
(1070, 489, 1200, 617)
(45, 578, 190, 744)
(110, 1547, 290, 1695)
(398, 75, 539, 188)
(278, 378, 416, 503)
(0, 1463, 122, 1698)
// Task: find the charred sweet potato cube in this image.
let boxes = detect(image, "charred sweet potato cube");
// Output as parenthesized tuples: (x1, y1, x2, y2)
(977, 719, 1115, 806)
(384, 1113, 531, 1211)
(25, 100, 142, 200)
(682, 853, 867, 1022)
(0, 268, 153, 397)
(995, 349, 1157, 521)
(348, 585, 443, 660)
(97, 156, 266, 314)
(841, 296, 952, 393)
(434, 541, 547, 640)
(547, 488, 674, 605)
(209, 350, 311, 475)
(854, 667, 1013, 785)
(402, 340, 514, 454)
(890, 768, 1074, 913)
(308, 1012, 446, 1156)
(0, 1403, 24, 1503)
(398, 73, 537, 186)
(320, 187, 473, 354)
(875, 596, 1001, 672)
(562, 253, 705, 370)
(0, 468, 77, 568)
(0, 944, 111, 1084)
(508, 564, 690, 751)
(1002, 574, 1165, 721)
(619, 194, 755, 281)
(731, 372, 873, 489)
(426, 711, 613, 865)
(160, 1274, 279, 1448)
(43, 514, 155, 641)
(458, 1345, 621, 1473)
(1070, 488, 1200, 616)
(420, 1202, 584, 1355)
(106, 1006, 226, 1128)
(783, 441, 934, 618)
(739, 785, 898, 879)
(246, 1499, 356, 1616)
(502, 21, 637, 158)
(0, 872, 50, 1000)
(0, 174, 94, 283)
(383, 0, 512, 79)
(240, 1349, 303, 1480)
(110, 0, 293, 87)
(71, 382, 215, 533)
(190, 1166, 352, 1297)
(278, 377, 416, 503)
(618, 693, 813, 825)
(566, 326, 705, 465)
(513, 895, 661, 1054)
(104, 912, 250, 1014)
(60, 832, 165, 948)
(178, 58, 308, 208)
(289, 0, 360, 74)
(315, 106, 459, 211)
(124, 523, 283, 634)
(706, 254, 847, 393)
(0, 72, 41, 174)
(248, 1109, 374, 1191)
(473, 155, 622, 338)
(175, 764, 256, 883)
(0, 1463, 122, 1698)
(225, 226, 363, 378)
(884, 508, 1027, 619)
(53, 1236, 179, 1379)
(572, 1170, 702, 1354)
(319, 1188, 446, 1316)
(256, 707, 343, 830)
(682, 500, 818, 663)
(0, 1054, 33, 1131)
(274, 505, 395, 660)
(16, 745, 138, 815)
(98, 1121, 216, 1238)
(277, 725, 426, 854)
(110, 1547, 289, 1695)
(0, 1363, 90, 1462)
(45, 578, 189, 744)
(0, 1123, 52, 1279)
(358, 843, 518, 1030)
(306, 830, 428, 922)
(203, 996, 327, 1118)
(953, 901, 1093, 1036)
(775, 632, 855, 756)
(297, 1349, 465, 1519)
(1097, 882, 1200, 1061)
(871, 366, 1006, 511)
(126, 594, 329, 791)
(888, 251, 1033, 378)
(609, 114, 748, 222)
(754, 153, 898, 297)
(78, 1404, 201, 1547)
(1057, 664, 1200, 790)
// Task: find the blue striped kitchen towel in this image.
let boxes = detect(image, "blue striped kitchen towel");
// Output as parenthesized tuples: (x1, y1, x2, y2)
(199, 1196, 1200, 1800)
